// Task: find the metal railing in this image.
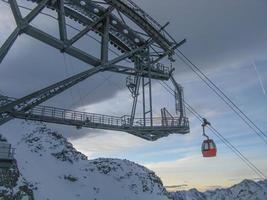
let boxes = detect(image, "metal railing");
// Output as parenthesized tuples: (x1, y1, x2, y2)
(0, 146, 14, 160)
(22, 105, 189, 128)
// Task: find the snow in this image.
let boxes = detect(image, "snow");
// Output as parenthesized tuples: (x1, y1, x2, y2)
(0, 121, 170, 200)
(1, 120, 266, 200)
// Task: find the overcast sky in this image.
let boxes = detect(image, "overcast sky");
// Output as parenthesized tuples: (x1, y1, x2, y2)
(0, 0, 267, 191)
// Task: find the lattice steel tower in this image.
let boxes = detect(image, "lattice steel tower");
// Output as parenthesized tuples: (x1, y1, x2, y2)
(0, 0, 189, 141)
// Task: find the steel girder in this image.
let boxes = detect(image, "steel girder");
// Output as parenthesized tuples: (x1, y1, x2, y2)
(0, 39, 152, 125)
(0, 0, 179, 78)
(0, 0, 189, 140)
(103, 0, 174, 53)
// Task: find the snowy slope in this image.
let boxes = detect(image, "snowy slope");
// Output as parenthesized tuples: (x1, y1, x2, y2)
(1, 120, 266, 200)
(0, 160, 34, 199)
(0, 121, 171, 200)
(171, 179, 267, 200)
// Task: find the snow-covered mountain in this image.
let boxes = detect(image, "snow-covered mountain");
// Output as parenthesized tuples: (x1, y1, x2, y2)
(0, 121, 171, 200)
(1, 121, 267, 200)
(171, 179, 267, 200)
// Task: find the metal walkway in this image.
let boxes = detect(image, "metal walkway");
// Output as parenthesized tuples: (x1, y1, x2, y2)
(11, 104, 189, 141)
(1, 95, 189, 141)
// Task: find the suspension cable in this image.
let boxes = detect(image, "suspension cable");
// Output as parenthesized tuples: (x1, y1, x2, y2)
(69, 74, 113, 108)
(174, 50, 267, 144)
(67, 55, 85, 109)
(63, 53, 76, 106)
(159, 80, 266, 179)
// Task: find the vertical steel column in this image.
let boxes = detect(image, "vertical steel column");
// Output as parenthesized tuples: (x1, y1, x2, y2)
(170, 75, 186, 125)
(8, 0, 22, 25)
(57, 0, 67, 43)
(129, 55, 141, 126)
(142, 49, 153, 126)
(129, 76, 141, 126)
(142, 76, 146, 126)
(148, 49, 153, 126)
(101, 16, 110, 64)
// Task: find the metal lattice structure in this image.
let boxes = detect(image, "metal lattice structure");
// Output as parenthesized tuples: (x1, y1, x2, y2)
(0, 0, 189, 140)
(0, 134, 14, 168)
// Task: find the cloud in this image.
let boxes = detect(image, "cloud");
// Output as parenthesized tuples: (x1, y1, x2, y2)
(0, 2, 16, 38)
(143, 153, 267, 191)
(68, 129, 148, 158)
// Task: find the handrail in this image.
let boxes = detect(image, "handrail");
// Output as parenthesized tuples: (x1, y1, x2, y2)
(24, 105, 189, 128)
(0, 146, 15, 160)
(2, 96, 189, 130)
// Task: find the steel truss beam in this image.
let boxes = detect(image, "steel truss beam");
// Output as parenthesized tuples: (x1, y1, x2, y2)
(0, 40, 151, 125)
(24, 25, 101, 66)
(0, 0, 51, 63)
(0, 66, 103, 125)
(57, 0, 67, 42)
(25, 0, 49, 24)
(0, 0, 189, 139)
(0, 0, 189, 140)
(129, 75, 141, 125)
(101, 15, 110, 64)
(1, 0, 175, 80)
(0, 1, 169, 79)
(69, 6, 115, 46)
(8, 0, 22, 25)
(0, 27, 20, 63)
(0, 0, 22, 63)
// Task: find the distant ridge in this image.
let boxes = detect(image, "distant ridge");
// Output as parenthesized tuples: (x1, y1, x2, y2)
(171, 179, 267, 200)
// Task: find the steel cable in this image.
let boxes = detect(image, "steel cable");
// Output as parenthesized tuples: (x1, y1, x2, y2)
(159, 80, 266, 179)
(174, 51, 267, 144)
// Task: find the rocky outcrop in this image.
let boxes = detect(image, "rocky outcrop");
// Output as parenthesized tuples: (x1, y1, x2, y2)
(0, 161, 34, 200)
(0, 122, 171, 200)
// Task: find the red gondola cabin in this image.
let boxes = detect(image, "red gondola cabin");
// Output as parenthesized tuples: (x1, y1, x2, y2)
(202, 139, 217, 157)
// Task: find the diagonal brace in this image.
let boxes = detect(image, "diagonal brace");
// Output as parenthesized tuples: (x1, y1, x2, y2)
(0, 0, 49, 64)
(0, 42, 149, 119)
(69, 6, 115, 46)
(57, 0, 67, 42)
(24, 0, 50, 24)
(0, 27, 20, 64)
(8, 0, 22, 25)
